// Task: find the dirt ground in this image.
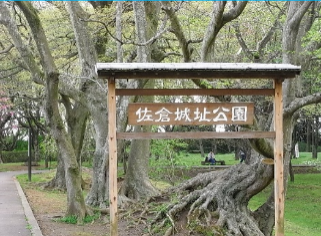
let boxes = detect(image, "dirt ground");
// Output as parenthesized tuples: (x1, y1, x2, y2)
(21, 169, 149, 236)
(21, 167, 191, 236)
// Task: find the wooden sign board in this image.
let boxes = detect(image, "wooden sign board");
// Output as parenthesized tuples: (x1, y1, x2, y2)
(128, 103, 254, 125)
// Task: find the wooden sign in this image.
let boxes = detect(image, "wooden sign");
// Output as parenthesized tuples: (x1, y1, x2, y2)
(128, 103, 254, 125)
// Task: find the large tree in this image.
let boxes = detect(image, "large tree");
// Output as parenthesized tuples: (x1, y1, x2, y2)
(0, 1, 89, 220)
(149, 1, 321, 236)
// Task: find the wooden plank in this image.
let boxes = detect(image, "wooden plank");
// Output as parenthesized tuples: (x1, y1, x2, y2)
(116, 131, 275, 140)
(274, 79, 284, 236)
(96, 63, 300, 79)
(116, 89, 275, 96)
(108, 79, 118, 236)
(128, 103, 254, 125)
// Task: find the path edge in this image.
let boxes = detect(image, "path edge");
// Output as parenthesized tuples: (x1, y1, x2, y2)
(14, 176, 43, 236)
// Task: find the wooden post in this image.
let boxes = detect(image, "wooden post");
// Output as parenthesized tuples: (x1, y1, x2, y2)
(274, 79, 284, 236)
(108, 78, 118, 236)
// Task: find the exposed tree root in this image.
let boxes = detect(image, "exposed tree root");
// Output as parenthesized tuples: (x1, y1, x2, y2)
(149, 157, 274, 236)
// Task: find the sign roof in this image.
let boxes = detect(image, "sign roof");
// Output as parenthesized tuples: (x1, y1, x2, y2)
(96, 63, 301, 79)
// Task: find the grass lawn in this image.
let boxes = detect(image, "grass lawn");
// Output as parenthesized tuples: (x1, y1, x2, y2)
(249, 173, 321, 236)
(148, 151, 321, 167)
(149, 151, 240, 167)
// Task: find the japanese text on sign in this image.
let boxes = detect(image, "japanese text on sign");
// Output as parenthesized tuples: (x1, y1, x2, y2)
(128, 103, 254, 125)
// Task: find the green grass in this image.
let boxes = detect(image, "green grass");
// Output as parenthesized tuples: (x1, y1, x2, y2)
(57, 211, 101, 225)
(249, 173, 321, 236)
(0, 162, 24, 172)
(149, 152, 239, 167)
(148, 151, 320, 168)
(0, 160, 57, 173)
(291, 152, 321, 166)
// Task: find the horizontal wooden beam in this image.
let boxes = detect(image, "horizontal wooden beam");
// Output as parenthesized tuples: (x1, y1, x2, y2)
(116, 89, 275, 96)
(117, 131, 275, 140)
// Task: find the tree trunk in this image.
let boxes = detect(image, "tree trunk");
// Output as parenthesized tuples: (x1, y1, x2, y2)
(13, 1, 88, 221)
(32, 129, 40, 163)
(199, 140, 205, 158)
(64, 2, 110, 208)
(152, 155, 274, 236)
(312, 116, 318, 158)
(307, 118, 311, 152)
(119, 1, 160, 201)
(44, 152, 66, 191)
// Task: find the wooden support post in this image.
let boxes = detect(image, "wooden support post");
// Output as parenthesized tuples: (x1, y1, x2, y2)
(274, 79, 284, 236)
(108, 78, 118, 236)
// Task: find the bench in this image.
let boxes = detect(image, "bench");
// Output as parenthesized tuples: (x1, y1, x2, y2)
(201, 160, 225, 165)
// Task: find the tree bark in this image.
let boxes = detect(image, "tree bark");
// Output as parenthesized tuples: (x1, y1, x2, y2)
(64, 2, 110, 208)
(119, 1, 160, 201)
(152, 155, 274, 236)
(8, 2, 88, 221)
(307, 118, 311, 152)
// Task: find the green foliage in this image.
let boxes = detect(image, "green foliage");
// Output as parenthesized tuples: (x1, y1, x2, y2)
(57, 211, 100, 225)
(40, 136, 57, 162)
(1, 150, 28, 163)
(188, 221, 225, 236)
(58, 215, 78, 224)
(15, 140, 29, 151)
(151, 139, 188, 161)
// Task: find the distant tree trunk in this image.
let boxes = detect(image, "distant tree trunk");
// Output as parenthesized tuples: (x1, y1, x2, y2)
(307, 118, 311, 151)
(199, 140, 205, 157)
(312, 116, 318, 158)
(235, 142, 241, 161)
(32, 129, 40, 163)
(44, 152, 66, 191)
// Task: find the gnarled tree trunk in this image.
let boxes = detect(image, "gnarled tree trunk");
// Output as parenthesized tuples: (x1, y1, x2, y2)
(152, 153, 274, 236)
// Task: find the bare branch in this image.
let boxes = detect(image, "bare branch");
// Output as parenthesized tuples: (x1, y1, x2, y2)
(201, 1, 247, 61)
(288, 1, 313, 29)
(0, 2, 44, 84)
(284, 92, 321, 116)
(161, 1, 191, 62)
(0, 44, 14, 54)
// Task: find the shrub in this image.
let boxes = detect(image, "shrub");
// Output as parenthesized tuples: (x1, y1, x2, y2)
(1, 151, 28, 163)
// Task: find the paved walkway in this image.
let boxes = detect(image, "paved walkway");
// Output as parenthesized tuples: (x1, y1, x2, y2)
(0, 171, 43, 236)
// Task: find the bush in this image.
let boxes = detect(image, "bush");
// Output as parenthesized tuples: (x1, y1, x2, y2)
(15, 140, 28, 151)
(1, 151, 29, 163)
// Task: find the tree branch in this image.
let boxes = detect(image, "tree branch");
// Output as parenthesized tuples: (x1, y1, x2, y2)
(0, 2, 43, 84)
(288, 1, 313, 30)
(223, 1, 248, 23)
(201, 1, 247, 61)
(284, 92, 321, 116)
(161, 1, 191, 62)
(0, 44, 14, 54)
